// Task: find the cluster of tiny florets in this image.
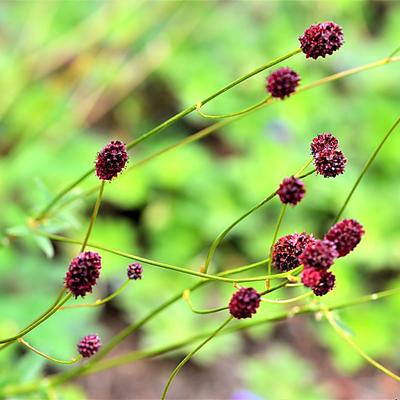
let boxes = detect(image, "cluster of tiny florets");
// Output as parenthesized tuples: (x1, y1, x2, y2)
(311, 133, 339, 157)
(127, 262, 143, 280)
(325, 219, 365, 257)
(310, 133, 346, 178)
(95, 140, 128, 181)
(229, 287, 261, 319)
(77, 334, 102, 358)
(65, 251, 102, 298)
(310, 271, 336, 296)
(299, 239, 338, 270)
(266, 67, 300, 99)
(272, 233, 314, 272)
(277, 176, 306, 206)
(299, 21, 344, 59)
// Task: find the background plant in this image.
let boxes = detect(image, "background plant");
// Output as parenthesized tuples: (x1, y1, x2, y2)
(0, 1, 400, 399)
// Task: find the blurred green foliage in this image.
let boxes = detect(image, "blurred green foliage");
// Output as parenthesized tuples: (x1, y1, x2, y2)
(0, 1, 400, 399)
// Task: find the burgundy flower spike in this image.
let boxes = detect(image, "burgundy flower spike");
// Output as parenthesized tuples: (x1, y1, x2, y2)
(266, 67, 300, 99)
(77, 334, 102, 358)
(65, 251, 102, 298)
(299, 239, 338, 270)
(299, 21, 344, 59)
(277, 176, 306, 206)
(272, 233, 314, 272)
(229, 287, 261, 319)
(95, 140, 128, 181)
(325, 219, 365, 257)
(127, 262, 143, 280)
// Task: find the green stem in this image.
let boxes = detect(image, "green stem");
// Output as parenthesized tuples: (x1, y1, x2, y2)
(161, 316, 233, 400)
(262, 290, 312, 304)
(36, 170, 93, 221)
(35, 49, 300, 221)
(334, 116, 400, 222)
(324, 309, 400, 382)
(39, 231, 297, 283)
(0, 294, 71, 344)
(182, 290, 228, 314)
(80, 181, 105, 252)
(36, 54, 400, 223)
(267, 204, 287, 277)
(18, 338, 80, 365)
(196, 96, 272, 119)
(61, 279, 130, 310)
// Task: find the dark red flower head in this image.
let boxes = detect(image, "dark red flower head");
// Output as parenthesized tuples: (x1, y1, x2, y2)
(277, 176, 306, 206)
(266, 67, 300, 99)
(310, 133, 339, 157)
(314, 149, 347, 178)
(77, 334, 101, 358)
(324, 219, 365, 257)
(229, 287, 261, 319)
(127, 262, 143, 280)
(312, 271, 336, 296)
(301, 267, 325, 288)
(65, 251, 102, 298)
(95, 140, 128, 181)
(272, 232, 314, 272)
(299, 239, 338, 270)
(299, 21, 344, 59)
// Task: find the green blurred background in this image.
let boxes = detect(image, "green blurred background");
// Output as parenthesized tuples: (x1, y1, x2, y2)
(0, 1, 399, 399)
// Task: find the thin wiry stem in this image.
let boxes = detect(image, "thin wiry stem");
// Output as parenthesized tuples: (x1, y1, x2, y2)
(161, 316, 233, 399)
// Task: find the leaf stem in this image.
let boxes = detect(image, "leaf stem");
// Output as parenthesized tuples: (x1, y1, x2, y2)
(182, 290, 228, 314)
(18, 338, 81, 365)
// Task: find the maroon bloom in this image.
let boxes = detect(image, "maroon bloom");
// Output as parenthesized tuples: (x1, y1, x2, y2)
(127, 262, 143, 280)
(277, 176, 306, 206)
(272, 233, 314, 272)
(301, 267, 325, 288)
(229, 287, 261, 319)
(95, 140, 128, 181)
(325, 219, 365, 257)
(65, 251, 102, 298)
(310, 133, 339, 157)
(314, 149, 347, 178)
(312, 271, 336, 296)
(299, 21, 344, 59)
(77, 334, 102, 358)
(299, 239, 338, 270)
(266, 67, 300, 99)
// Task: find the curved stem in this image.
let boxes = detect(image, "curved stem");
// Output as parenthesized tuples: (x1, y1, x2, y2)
(182, 290, 228, 314)
(196, 96, 271, 119)
(61, 279, 130, 310)
(324, 309, 400, 382)
(161, 316, 233, 400)
(262, 291, 312, 304)
(80, 181, 105, 252)
(267, 204, 287, 279)
(39, 231, 298, 283)
(18, 338, 80, 365)
(0, 294, 71, 344)
(35, 49, 300, 221)
(334, 116, 400, 222)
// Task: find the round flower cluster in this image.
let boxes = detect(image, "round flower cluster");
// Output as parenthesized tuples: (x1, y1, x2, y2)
(299, 219, 364, 296)
(311, 133, 347, 178)
(229, 287, 261, 319)
(95, 140, 129, 181)
(272, 232, 314, 272)
(77, 334, 102, 358)
(266, 67, 300, 99)
(65, 251, 102, 298)
(127, 262, 143, 280)
(277, 176, 306, 206)
(299, 21, 344, 59)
